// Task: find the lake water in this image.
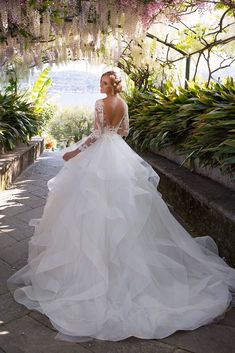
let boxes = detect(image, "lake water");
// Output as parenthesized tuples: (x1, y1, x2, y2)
(27, 63, 111, 109)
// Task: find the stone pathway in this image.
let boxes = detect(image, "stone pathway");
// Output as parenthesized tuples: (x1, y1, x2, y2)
(0, 151, 234, 353)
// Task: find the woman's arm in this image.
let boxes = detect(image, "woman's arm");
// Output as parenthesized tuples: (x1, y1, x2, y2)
(63, 100, 103, 161)
(117, 103, 129, 137)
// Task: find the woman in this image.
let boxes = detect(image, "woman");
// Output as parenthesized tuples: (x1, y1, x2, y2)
(7, 71, 235, 342)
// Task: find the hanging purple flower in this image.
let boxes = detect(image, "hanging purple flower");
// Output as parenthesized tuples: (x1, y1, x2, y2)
(118, 0, 138, 10)
(141, 2, 165, 28)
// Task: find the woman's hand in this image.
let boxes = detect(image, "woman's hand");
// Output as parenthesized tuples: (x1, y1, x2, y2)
(62, 149, 79, 162)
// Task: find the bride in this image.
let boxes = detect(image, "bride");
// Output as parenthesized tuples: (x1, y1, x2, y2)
(7, 71, 235, 342)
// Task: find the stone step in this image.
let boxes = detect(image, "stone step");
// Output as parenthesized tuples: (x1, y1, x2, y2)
(141, 151, 235, 267)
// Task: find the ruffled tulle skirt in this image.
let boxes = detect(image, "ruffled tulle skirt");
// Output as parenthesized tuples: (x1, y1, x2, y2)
(7, 133, 235, 341)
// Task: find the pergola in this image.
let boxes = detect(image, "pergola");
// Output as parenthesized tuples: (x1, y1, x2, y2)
(0, 1, 219, 67)
(0, 0, 234, 89)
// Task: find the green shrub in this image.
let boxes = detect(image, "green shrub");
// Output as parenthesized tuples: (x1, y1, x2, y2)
(45, 106, 93, 148)
(125, 79, 235, 174)
(0, 67, 53, 153)
(0, 91, 39, 151)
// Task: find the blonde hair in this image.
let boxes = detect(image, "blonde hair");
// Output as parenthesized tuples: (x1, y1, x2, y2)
(101, 71, 122, 94)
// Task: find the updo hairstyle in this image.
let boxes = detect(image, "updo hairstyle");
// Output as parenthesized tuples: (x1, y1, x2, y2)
(101, 71, 123, 94)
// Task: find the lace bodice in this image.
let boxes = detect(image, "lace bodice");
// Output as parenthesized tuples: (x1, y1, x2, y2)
(76, 99, 129, 152)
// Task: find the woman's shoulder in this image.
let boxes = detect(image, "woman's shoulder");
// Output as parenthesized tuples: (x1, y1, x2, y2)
(94, 99, 104, 111)
(95, 98, 104, 105)
(102, 96, 127, 107)
(118, 97, 128, 109)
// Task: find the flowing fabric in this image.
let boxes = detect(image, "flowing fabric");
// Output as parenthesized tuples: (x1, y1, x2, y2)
(7, 99, 235, 342)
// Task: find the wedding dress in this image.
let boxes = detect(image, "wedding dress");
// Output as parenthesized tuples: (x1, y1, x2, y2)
(7, 99, 235, 342)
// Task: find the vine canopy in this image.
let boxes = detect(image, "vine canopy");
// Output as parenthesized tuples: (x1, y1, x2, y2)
(0, 0, 234, 68)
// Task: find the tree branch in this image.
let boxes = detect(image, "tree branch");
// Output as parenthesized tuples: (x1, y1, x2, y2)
(192, 52, 203, 81)
(211, 57, 235, 75)
(146, 32, 187, 56)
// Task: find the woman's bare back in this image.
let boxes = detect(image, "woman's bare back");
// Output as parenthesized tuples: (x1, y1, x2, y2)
(102, 97, 126, 128)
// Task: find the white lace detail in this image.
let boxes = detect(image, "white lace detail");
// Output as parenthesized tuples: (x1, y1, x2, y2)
(77, 99, 129, 152)
(117, 106, 129, 137)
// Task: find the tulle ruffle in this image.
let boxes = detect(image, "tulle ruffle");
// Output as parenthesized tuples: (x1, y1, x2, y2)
(7, 133, 235, 341)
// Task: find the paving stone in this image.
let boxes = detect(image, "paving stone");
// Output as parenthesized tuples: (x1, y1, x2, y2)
(29, 311, 55, 331)
(23, 168, 58, 179)
(0, 189, 31, 218)
(14, 179, 48, 195)
(17, 171, 40, 180)
(0, 222, 33, 242)
(0, 240, 28, 267)
(217, 307, 235, 328)
(0, 292, 29, 324)
(11, 257, 28, 270)
(81, 337, 175, 353)
(28, 187, 48, 199)
(0, 216, 33, 241)
(14, 193, 46, 209)
(15, 206, 44, 224)
(7, 181, 43, 194)
(26, 179, 49, 188)
(0, 231, 17, 249)
(0, 260, 15, 295)
(1, 226, 33, 242)
(0, 202, 32, 217)
(0, 316, 92, 353)
(161, 323, 235, 353)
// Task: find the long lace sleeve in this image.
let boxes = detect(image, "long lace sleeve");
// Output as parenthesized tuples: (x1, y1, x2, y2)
(76, 100, 103, 152)
(117, 103, 129, 137)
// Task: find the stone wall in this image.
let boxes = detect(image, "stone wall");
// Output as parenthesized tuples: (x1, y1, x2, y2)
(140, 151, 235, 267)
(150, 146, 235, 191)
(0, 137, 44, 191)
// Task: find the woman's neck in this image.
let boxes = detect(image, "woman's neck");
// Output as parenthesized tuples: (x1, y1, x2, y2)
(106, 93, 118, 98)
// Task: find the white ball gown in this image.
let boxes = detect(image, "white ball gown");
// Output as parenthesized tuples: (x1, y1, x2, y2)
(7, 99, 235, 342)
